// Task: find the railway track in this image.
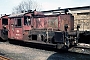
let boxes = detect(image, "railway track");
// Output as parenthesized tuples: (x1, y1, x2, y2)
(0, 42, 90, 60)
(68, 43, 90, 54)
(8, 39, 90, 55)
(0, 55, 11, 60)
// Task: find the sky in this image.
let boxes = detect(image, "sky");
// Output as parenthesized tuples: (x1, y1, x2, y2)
(0, 0, 90, 14)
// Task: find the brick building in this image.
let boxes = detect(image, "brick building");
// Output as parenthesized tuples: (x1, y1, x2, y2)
(68, 6, 90, 31)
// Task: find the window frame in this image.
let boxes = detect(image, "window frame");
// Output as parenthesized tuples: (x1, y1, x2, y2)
(2, 18, 8, 25)
(24, 16, 31, 25)
(15, 18, 22, 27)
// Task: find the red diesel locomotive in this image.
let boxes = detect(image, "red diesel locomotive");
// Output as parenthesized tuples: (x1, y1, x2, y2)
(0, 9, 81, 50)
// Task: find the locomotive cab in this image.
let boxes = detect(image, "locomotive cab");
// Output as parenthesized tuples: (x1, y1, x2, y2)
(0, 15, 9, 40)
(8, 12, 33, 40)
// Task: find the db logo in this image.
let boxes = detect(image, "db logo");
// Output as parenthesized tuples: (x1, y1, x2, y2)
(16, 30, 19, 33)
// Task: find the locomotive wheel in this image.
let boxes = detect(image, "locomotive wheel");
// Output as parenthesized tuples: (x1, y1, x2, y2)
(65, 40, 70, 48)
(73, 41, 78, 46)
(56, 43, 69, 51)
(70, 41, 78, 46)
(56, 43, 64, 49)
(51, 36, 56, 44)
(63, 45, 69, 51)
(0, 37, 8, 42)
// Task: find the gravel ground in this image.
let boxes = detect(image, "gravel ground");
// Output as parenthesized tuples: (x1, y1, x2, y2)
(0, 42, 90, 60)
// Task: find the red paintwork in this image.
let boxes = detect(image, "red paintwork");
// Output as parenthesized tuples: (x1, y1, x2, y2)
(33, 18, 45, 29)
(8, 18, 15, 39)
(23, 13, 32, 30)
(8, 13, 33, 40)
(1, 16, 9, 31)
(32, 14, 74, 31)
(60, 15, 74, 31)
(0, 18, 2, 29)
(8, 17, 23, 40)
(0, 16, 9, 29)
(0, 10, 74, 41)
(14, 28, 23, 40)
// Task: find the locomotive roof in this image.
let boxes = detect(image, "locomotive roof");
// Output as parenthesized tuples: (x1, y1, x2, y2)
(8, 13, 26, 18)
(0, 14, 9, 18)
(8, 11, 42, 18)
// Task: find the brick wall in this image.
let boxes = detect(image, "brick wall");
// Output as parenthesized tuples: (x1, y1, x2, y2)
(72, 13, 90, 31)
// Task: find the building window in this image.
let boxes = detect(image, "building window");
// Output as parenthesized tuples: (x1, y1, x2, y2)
(77, 12, 89, 15)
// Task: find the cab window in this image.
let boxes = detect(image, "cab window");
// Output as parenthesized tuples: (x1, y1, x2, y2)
(2, 18, 8, 25)
(24, 16, 31, 25)
(15, 18, 22, 27)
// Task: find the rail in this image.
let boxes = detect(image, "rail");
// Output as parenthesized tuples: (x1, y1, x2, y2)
(0, 55, 11, 60)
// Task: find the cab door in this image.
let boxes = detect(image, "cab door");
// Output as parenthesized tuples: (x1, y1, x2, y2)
(1, 18, 8, 40)
(14, 18, 23, 40)
(8, 18, 15, 39)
